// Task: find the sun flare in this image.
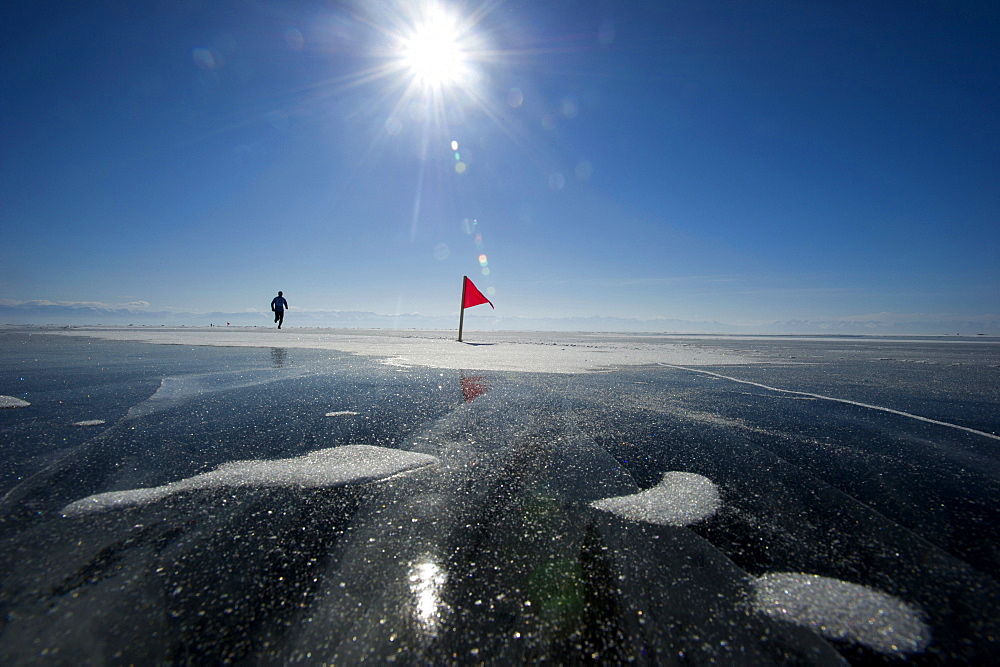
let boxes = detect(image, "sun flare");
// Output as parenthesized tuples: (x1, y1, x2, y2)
(346, 0, 497, 116)
(401, 18, 468, 87)
(342, 1, 504, 159)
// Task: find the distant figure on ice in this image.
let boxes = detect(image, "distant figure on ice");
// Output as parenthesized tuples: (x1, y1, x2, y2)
(271, 291, 288, 329)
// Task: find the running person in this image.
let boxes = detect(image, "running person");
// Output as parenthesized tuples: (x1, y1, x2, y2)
(271, 291, 288, 328)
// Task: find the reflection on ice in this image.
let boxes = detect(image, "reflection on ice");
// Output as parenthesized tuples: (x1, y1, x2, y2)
(0, 395, 30, 408)
(460, 373, 488, 402)
(590, 471, 720, 526)
(62, 445, 439, 516)
(752, 572, 931, 656)
(409, 558, 448, 634)
(270, 347, 288, 367)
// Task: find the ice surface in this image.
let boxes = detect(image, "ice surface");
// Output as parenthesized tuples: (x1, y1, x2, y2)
(590, 471, 720, 526)
(61, 445, 439, 516)
(48, 327, 754, 373)
(2, 330, 996, 662)
(0, 396, 30, 408)
(662, 363, 1000, 441)
(126, 367, 314, 420)
(752, 572, 930, 656)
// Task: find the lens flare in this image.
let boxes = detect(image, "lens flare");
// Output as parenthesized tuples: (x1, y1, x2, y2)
(284, 28, 305, 51)
(385, 117, 403, 135)
(560, 97, 578, 119)
(192, 48, 220, 70)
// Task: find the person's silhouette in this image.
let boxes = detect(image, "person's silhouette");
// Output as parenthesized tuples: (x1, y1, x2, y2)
(270, 291, 288, 328)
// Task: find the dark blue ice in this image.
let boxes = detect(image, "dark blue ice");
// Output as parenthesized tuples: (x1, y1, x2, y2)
(0, 330, 998, 663)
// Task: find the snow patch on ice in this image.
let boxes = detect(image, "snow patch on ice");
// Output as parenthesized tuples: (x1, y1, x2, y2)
(752, 572, 930, 656)
(61, 445, 439, 516)
(72, 419, 106, 426)
(0, 396, 30, 408)
(590, 471, 720, 526)
(46, 328, 756, 373)
(326, 410, 359, 417)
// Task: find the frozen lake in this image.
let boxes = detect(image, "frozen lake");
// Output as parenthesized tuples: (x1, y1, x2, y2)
(1, 327, 998, 663)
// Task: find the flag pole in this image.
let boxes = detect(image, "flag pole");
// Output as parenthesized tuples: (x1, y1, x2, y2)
(458, 276, 468, 342)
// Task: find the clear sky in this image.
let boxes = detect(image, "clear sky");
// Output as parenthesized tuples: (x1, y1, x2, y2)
(2, 0, 998, 332)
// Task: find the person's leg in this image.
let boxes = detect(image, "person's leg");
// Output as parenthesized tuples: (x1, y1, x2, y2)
(277, 311, 284, 328)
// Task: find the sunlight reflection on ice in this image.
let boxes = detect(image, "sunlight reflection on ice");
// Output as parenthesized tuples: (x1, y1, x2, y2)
(61, 445, 438, 516)
(409, 557, 448, 634)
(590, 471, 720, 526)
(752, 572, 931, 656)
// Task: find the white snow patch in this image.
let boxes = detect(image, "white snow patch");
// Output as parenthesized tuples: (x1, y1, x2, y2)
(752, 572, 930, 656)
(61, 445, 439, 516)
(326, 410, 359, 417)
(590, 471, 720, 526)
(72, 419, 106, 427)
(0, 396, 30, 408)
(45, 328, 756, 374)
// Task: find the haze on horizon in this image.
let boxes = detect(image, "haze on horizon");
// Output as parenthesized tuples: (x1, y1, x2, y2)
(2, 1, 997, 334)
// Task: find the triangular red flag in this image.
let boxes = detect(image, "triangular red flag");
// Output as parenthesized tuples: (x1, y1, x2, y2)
(462, 276, 494, 309)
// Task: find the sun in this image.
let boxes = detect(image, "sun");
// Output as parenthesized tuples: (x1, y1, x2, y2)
(394, 0, 484, 96)
(401, 18, 468, 87)
(330, 1, 502, 143)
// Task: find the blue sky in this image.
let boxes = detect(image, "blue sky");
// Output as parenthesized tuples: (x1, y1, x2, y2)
(2, 0, 997, 332)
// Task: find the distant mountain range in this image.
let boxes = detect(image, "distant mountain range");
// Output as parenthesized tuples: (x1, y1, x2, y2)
(1, 300, 997, 335)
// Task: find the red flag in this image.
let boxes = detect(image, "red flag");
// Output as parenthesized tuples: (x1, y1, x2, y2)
(462, 276, 494, 309)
